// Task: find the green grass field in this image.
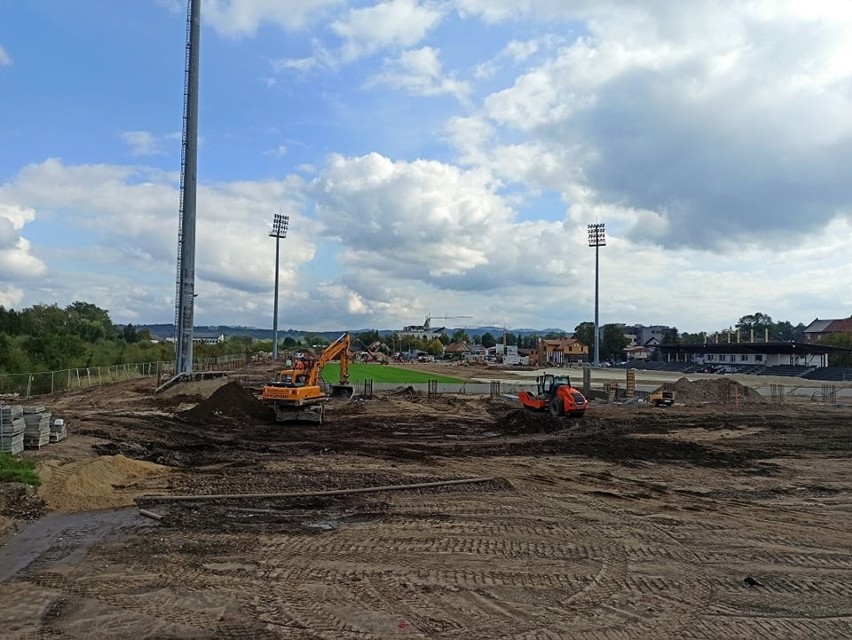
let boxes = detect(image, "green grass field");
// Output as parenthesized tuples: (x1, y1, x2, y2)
(321, 362, 464, 384)
(0, 452, 40, 485)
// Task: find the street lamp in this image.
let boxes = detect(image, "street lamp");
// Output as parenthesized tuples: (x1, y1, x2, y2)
(270, 213, 289, 360)
(587, 223, 606, 367)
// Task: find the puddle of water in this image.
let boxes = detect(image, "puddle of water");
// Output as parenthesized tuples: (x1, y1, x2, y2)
(0, 508, 154, 582)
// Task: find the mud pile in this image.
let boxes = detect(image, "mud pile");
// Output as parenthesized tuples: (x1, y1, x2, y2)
(179, 382, 275, 423)
(493, 409, 563, 434)
(669, 377, 763, 404)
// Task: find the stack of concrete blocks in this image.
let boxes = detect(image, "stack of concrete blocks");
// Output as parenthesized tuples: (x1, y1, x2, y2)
(23, 405, 51, 449)
(0, 404, 26, 454)
(50, 418, 67, 443)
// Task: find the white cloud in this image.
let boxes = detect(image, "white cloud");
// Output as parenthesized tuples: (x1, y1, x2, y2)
(0, 202, 46, 292)
(448, 1, 852, 251)
(264, 144, 288, 158)
(203, 0, 344, 37)
(271, 56, 320, 74)
(369, 47, 470, 102)
(0, 159, 323, 324)
(332, 0, 445, 62)
(0, 44, 11, 66)
(121, 131, 180, 157)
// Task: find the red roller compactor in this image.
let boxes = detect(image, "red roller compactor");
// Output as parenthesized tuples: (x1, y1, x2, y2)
(519, 374, 589, 418)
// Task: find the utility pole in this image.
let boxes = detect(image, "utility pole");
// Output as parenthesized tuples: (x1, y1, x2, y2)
(587, 223, 606, 367)
(174, 0, 201, 375)
(269, 213, 289, 360)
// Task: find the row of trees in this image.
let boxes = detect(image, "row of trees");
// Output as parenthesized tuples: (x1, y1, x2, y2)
(0, 303, 169, 373)
(2, 301, 848, 373)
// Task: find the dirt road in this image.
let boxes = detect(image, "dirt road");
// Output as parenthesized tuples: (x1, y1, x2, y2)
(0, 371, 850, 638)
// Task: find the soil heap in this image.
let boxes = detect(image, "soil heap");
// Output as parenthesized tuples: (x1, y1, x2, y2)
(667, 377, 763, 404)
(37, 455, 168, 512)
(493, 409, 563, 434)
(179, 381, 275, 423)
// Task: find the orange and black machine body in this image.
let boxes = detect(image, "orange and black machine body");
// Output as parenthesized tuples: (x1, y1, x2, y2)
(519, 374, 589, 417)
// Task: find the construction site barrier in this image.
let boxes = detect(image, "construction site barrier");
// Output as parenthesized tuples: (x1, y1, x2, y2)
(0, 354, 248, 398)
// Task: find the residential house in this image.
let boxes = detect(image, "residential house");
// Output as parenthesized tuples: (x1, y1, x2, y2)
(530, 338, 588, 366)
(804, 317, 852, 342)
(443, 342, 471, 360)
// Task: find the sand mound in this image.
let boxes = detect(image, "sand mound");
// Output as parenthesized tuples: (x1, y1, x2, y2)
(667, 377, 763, 404)
(38, 455, 168, 512)
(180, 381, 274, 423)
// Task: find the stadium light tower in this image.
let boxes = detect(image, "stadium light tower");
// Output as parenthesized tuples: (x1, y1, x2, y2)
(587, 223, 606, 367)
(270, 213, 289, 360)
(174, 0, 201, 376)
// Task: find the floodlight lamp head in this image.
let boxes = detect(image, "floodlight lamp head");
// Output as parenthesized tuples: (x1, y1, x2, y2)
(270, 213, 290, 238)
(587, 222, 606, 247)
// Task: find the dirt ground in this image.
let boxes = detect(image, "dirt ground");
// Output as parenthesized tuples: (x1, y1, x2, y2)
(0, 365, 851, 639)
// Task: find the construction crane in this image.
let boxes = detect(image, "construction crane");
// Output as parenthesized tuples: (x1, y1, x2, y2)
(426, 314, 473, 326)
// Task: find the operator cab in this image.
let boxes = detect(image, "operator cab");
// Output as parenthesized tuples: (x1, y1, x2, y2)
(272, 371, 308, 387)
(538, 374, 571, 395)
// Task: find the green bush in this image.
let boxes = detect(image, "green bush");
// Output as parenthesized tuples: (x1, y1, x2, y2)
(0, 453, 40, 485)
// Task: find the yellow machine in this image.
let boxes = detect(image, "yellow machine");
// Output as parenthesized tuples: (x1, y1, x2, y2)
(650, 387, 675, 407)
(261, 332, 353, 423)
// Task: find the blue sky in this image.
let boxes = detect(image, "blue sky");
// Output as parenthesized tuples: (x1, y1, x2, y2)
(1, 0, 851, 332)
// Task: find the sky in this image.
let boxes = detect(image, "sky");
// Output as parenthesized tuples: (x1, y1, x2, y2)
(1, 0, 851, 333)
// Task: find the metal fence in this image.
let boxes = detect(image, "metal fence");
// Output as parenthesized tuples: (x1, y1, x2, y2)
(0, 354, 248, 398)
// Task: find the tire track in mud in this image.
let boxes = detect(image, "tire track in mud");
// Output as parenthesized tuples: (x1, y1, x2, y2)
(6, 475, 851, 639)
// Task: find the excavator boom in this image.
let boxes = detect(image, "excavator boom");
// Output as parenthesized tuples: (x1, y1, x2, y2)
(261, 332, 353, 423)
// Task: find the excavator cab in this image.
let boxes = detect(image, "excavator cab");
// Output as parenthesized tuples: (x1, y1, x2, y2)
(261, 332, 354, 424)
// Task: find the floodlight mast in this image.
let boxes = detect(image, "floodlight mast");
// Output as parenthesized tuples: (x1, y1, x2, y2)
(270, 214, 290, 360)
(174, 0, 201, 375)
(587, 223, 606, 367)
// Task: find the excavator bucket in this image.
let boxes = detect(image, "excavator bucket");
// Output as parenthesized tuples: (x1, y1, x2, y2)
(330, 384, 354, 400)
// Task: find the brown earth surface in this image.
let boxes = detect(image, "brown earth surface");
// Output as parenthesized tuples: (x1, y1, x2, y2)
(0, 367, 850, 639)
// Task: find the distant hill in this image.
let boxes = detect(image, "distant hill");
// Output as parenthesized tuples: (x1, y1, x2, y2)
(140, 324, 569, 341)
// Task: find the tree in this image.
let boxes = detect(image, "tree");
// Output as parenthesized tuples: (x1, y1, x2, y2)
(0, 307, 22, 335)
(662, 327, 679, 344)
(480, 332, 496, 348)
(736, 312, 774, 341)
(775, 321, 805, 342)
(679, 332, 706, 344)
(451, 329, 470, 344)
(0, 332, 31, 372)
(600, 324, 629, 361)
(121, 324, 139, 343)
(20, 304, 68, 338)
(573, 322, 595, 349)
(427, 338, 445, 356)
(819, 333, 852, 367)
(65, 301, 116, 342)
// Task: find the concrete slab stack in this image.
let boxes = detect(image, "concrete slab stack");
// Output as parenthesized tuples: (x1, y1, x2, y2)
(22, 406, 51, 449)
(0, 405, 26, 454)
(50, 418, 67, 443)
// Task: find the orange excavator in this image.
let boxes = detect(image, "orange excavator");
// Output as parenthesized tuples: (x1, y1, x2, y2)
(261, 332, 354, 424)
(519, 374, 589, 418)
